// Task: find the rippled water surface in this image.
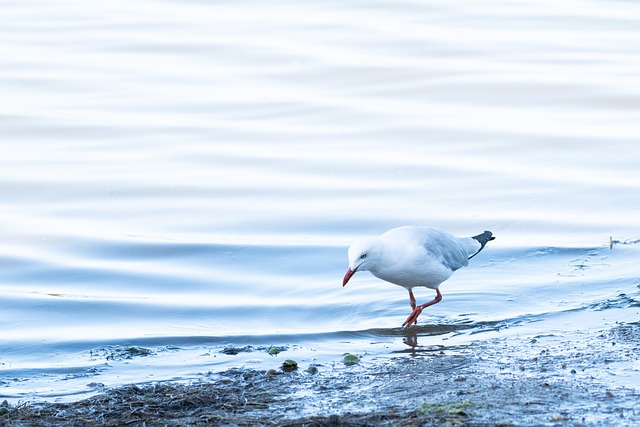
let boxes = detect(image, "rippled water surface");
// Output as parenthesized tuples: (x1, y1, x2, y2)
(1, 0, 640, 402)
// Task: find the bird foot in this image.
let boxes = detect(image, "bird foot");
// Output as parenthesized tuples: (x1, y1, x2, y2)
(402, 306, 423, 327)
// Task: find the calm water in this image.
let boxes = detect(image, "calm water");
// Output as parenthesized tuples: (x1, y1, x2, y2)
(1, 0, 640, 402)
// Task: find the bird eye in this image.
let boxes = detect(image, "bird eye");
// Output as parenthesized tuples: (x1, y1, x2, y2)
(360, 254, 367, 259)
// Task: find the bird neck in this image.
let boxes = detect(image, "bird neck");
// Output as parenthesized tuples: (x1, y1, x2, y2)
(368, 239, 402, 274)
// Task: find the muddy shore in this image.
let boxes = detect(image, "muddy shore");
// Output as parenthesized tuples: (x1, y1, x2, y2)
(2, 321, 639, 426)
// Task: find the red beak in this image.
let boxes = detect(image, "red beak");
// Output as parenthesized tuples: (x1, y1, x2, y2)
(342, 267, 357, 287)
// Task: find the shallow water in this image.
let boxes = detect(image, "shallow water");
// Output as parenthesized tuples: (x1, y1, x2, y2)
(1, 0, 640, 403)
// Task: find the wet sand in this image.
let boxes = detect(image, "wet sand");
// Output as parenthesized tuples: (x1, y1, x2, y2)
(2, 321, 639, 426)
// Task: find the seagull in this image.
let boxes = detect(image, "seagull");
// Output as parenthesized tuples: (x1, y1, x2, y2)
(342, 226, 494, 327)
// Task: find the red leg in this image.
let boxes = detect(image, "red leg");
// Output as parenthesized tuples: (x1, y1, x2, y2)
(402, 288, 442, 327)
(408, 289, 417, 310)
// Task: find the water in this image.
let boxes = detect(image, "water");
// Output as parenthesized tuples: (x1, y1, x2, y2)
(1, 0, 640, 403)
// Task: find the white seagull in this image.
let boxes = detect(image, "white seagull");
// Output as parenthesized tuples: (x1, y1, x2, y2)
(342, 226, 494, 327)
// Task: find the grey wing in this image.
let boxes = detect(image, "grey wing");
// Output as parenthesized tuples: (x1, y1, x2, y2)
(421, 229, 469, 271)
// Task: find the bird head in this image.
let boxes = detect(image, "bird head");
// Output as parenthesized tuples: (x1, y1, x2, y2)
(342, 237, 380, 287)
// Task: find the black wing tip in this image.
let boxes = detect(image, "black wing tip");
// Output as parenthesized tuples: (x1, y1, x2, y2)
(468, 230, 495, 259)
(473, 230, 495, 243)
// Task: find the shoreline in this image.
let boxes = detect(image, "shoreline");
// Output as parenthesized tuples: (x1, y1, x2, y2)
(2, 321, 639, 426)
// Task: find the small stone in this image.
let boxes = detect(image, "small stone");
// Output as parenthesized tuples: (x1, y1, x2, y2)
(267, 346, 280, 356)
(342, 353, 360, 365)
(282, 359, 298, 371)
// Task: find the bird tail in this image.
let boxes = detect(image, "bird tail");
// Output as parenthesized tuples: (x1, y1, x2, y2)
(468, 231, 495, 259)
